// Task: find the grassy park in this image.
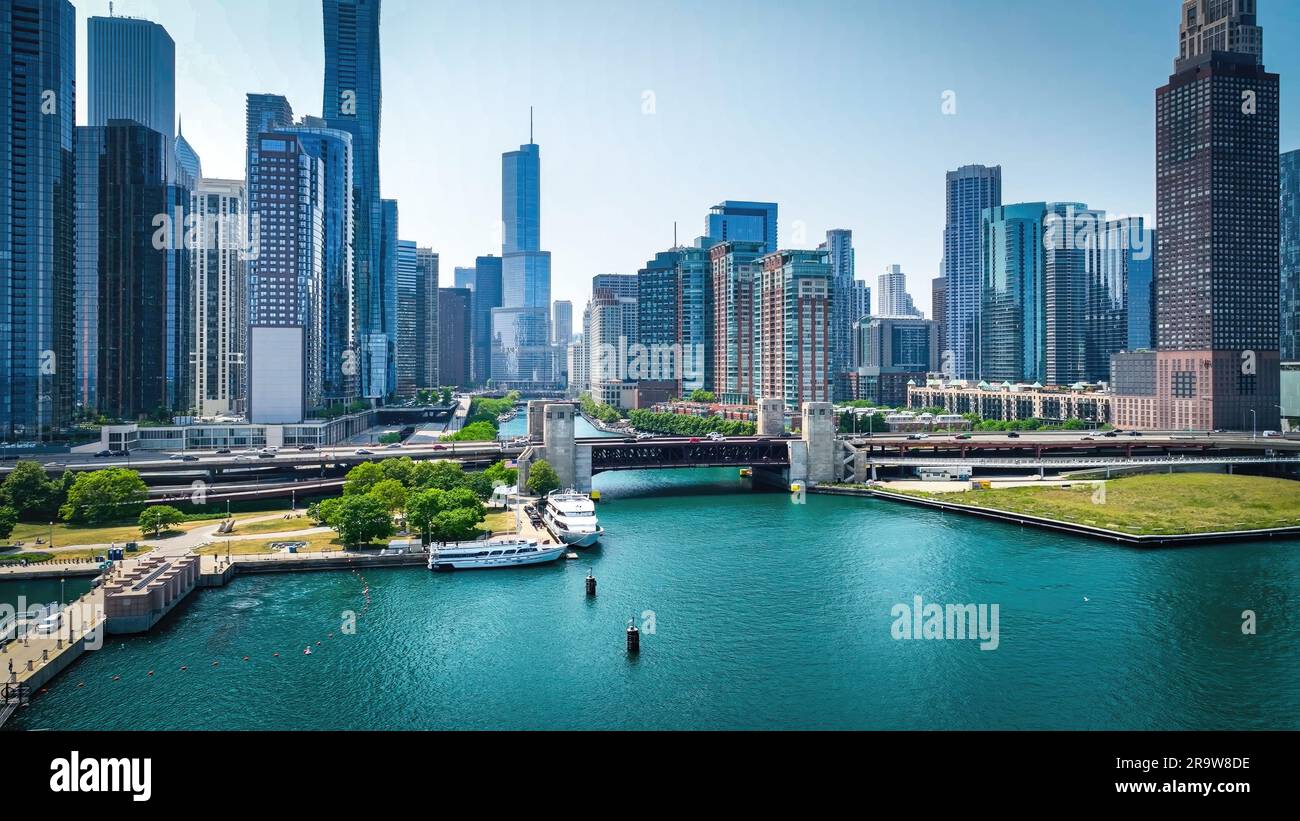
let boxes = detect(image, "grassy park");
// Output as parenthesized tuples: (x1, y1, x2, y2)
(900, 473, 1300, 536)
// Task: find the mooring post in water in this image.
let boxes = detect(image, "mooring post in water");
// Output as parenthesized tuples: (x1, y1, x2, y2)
(586, 571, 597, 597)
(626, 619, 640, 654)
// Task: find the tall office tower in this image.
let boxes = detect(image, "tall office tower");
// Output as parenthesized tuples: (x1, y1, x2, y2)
(2, 0, 76, 441)
(757, 250, 833, 409)
(1282, 149, 1300, 363)
(272, 122, 356, 406)
(710, 241, 765, 404)
(245, 93, 294, 177)
(567, 340, 589, 396)
(553, 300, 573, 347)
(454, 266, 476, 291)
(247, 131, 327, 424)
(494, 133, 555, 388)
(877, 265, 922, 318)
(416, 248, 439, 390)
(373, 198, 399, 397)
(75, 121, 190, 419)
(588, 286, 640, 407)
(931, 276, 947, 367)
(175, 125, 202, 185)
(677, 245, 713, 395)
(394, 239, 420, 398)
(88, 14, 175, 175)
(1095, 217, 1156, 379)
(638, 252, 677, 348)
(323, 0, 384, 398)
(820, 229, 855, 400)
(437, 288, 472, 387)
(470, 255, 502, 384)
(981, 202, 1049, 384)
(943, 164, 1002, 379)
(1042, 204, 1104, 386)
(853, 316, 941, 407)
(1135, 0, 1279, 431)
(706, 201, 778, 254)
(191, 179, 247, 417)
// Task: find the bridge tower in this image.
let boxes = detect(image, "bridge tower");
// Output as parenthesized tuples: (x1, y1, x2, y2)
(542, 403, 584, 491)
(527, 400, 548, 442)
(757, 398, 784, 437)
(801, 402, 835, 485)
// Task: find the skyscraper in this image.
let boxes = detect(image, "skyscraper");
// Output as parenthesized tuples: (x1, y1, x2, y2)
(416, 248, 440, 390)
(981, 202, 1049, 384)
(76, 121, 189, 419)
(323, 0, 384, 398)
(706, 201, 778, 254)
(394, 239, 420, 398)
(1097, 217, 1156, 377)
(943, 165, 1002, 379)
(877, 265, 922, 318)
(1282, 149, 1300, 363)
(454, 266, 476, 291)
(247, 131, 327, 423)
(821, 229, 855, 400)
(438, 288, 472, 387)
(710, 241, 765, 404)
(245, 93, 294, 179)
(931, 276, 947, 369)
(191, 178, 247, 416)
(494, 132, 555, 388)
(471, 255, 502, 385)
(374, 198, 399, 397)
(1042, 204, 1104, 386)
(553, 301, 573, 347)
(2, 0, 76, 440)
(854, 316, 941, 407)
(88, 14, 175, 174)
(175, 126, 202, 184)
(758, 250, 834, 409)
(1139, 0, 1279, 431)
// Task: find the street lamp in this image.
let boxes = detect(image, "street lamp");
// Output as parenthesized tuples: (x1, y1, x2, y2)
(1250, 409, 1257, 441)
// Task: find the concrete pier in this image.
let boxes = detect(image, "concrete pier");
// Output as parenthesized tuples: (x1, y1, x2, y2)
(758, 398, 785, 438)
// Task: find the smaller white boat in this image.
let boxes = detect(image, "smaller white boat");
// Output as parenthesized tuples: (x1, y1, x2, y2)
(427, 536, 565, 571)
(541, 489, 604, 548)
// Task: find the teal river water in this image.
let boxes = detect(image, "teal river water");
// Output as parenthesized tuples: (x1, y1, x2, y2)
(3, 417, 1298, 730)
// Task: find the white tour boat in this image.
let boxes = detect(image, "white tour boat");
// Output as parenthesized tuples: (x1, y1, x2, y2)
(541, 489, 605, 548)
(427, 536, 566, 571)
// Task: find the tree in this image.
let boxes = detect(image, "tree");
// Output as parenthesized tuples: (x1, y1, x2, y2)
(60, 469, 148, 524)
(0, 506, 17, 541)
(407, 488, 451, 544)
(369, 479, 408, 515)
(429, 507, 483, 543)
(689, 389, 716, 403)
(328, 494, 393, 548)
(526, 460, 561, 496)
(138, 505, 185, 537)
(414, 460, 467, 492)
(343, 462, 385, 495)
(448, 421, 498, 442)
(0, 461, 60, 520)
(439, 387, 453, 406)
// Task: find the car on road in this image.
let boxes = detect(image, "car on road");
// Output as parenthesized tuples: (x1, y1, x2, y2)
(94, 450, 112, 458)
(1263, 430, 1281, 439)
(707, 432, 726, 441)
(1102, 432, 1118, 438)
(215, 448, 232, 454)
(636, 432, 654, 441)
(258, 452, 276, 459)
(431, 444, 448, 451)
(111, 450, 129, 457)
(954, 434, 972, 441)
(1006, 432, 1021, 439)
(385, 442, 403, 449)
(1128, 431, 1143, 438)
(689, 437, 701, 444)
(298, 444, 317, 451)
(355, 448, 374, 456)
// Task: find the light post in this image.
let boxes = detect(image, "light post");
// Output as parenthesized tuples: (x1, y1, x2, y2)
(1250, 409, 1257, 441)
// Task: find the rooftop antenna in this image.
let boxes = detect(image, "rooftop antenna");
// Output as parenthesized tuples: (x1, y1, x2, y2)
(529, 106, 534, 144)
(674, 221, 678, 249)
(109, 1, 114, 16)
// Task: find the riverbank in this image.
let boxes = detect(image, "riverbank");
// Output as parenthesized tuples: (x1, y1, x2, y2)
(815, 473, 1300, 546)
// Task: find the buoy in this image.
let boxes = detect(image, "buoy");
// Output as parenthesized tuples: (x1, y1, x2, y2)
(626, 621, 640, 654)
(585, 572, 597, 597)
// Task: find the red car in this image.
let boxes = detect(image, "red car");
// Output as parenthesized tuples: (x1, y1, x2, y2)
(689, 437, 701, 443)
(431, 444, 448, 451)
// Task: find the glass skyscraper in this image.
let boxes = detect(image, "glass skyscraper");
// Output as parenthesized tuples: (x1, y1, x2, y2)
(494, 137, 556, 389)
(943, 165, 1002, 380)
(394, 239, 420, 398)
(2, 0, 76, 440)
(376, 198, 400, 397)
(323, 0, 384, 398)
(1042, 204, 1104, 386)
(1282, 149, 1300, 363)
(88, 14, 175, 175)
(821, 229, 855, 400)
(471, 255, 502, 385)
(706, 201, 778, 254)
(980, 202, 1048, 384)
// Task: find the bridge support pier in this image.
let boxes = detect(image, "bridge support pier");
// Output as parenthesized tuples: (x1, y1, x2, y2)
(527, 401, 548, 442)
(801, 402, 835, 486)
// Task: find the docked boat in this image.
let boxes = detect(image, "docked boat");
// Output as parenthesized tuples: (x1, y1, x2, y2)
(427, 536, 566, 571)
(541, 489, 605, 548)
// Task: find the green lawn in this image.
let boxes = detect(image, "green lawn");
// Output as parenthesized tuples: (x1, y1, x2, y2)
(227, 515, 316, 536)
(899, 473, 1300, 536)
(196, 532, 350, 556)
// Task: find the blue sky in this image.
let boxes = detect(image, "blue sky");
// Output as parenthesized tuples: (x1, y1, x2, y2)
(71, 0, 1300, 319)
